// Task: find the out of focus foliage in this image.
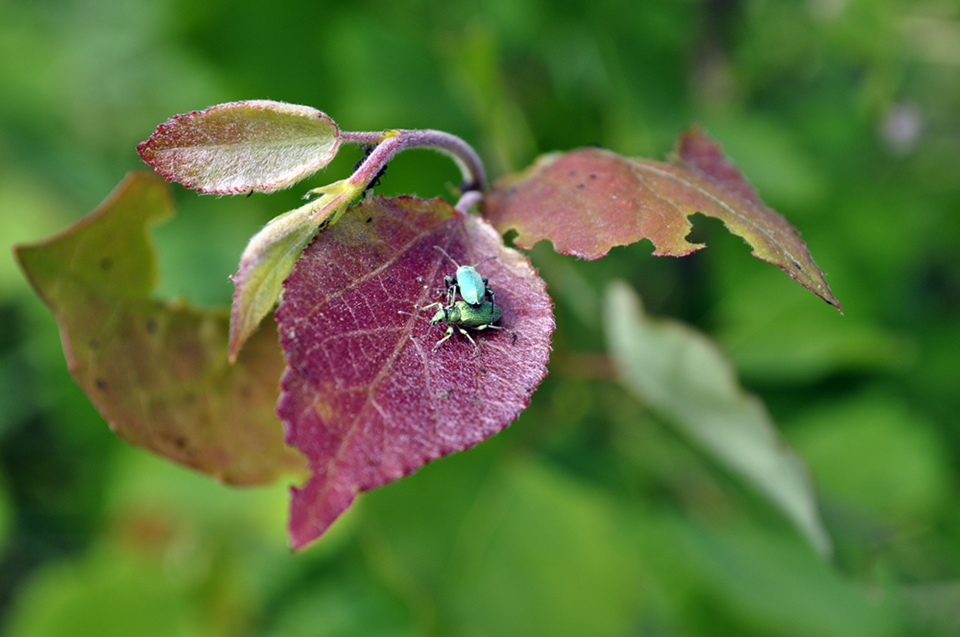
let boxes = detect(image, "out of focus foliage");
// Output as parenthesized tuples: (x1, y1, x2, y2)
(2, 0, 959, 635)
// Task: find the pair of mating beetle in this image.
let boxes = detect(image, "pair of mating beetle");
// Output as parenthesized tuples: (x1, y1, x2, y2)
(421, 246, 507, 349)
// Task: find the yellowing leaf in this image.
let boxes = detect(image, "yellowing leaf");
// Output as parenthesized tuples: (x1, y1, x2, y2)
(229, 180, 363, 361)
(15, 172, 305, 485)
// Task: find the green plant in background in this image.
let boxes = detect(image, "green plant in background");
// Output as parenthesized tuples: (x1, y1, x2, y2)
(16, 98, 839, 552)
(3, 0, 960, 635)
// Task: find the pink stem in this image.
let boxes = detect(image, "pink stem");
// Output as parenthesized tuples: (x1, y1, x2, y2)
(342, 129, 487, 194)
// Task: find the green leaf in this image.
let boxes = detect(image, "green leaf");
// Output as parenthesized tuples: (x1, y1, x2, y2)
(137, 100, 341, 195)
(3, 550, 203, 637)
(363, 456, 643, 637)
(662, 521, 898, 637)
(604, 282, 831, 556)
(228, 179, 363, 361)
(15, 172, 305, 486)
(0, 476, 10, 555)
(788, 395, 950, 523)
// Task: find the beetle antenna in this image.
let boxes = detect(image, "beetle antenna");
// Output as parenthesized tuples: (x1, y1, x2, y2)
(475, 255, 497, 267)
(434, 245, 497, 269)
(433, 245, 460, 267)
(398, 301, 443, 323)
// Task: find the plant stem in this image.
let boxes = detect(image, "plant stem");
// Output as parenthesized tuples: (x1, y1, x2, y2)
(341, 129, 487, 194)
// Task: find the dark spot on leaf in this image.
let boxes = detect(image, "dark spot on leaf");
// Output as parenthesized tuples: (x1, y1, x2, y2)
(568, 170, 576, 176)
(100, 257, 112, 271)
(246, 190, 253, 198)
(438, 389, 451, 399)
(367, 217, 373, 223)
(470, 397, 482, 407)
(89, 339, 99, 349)
(479, 368, 487, 374)
(792, 260, 803, 270)
(576, 184, 585, 189)
(174, 436, 187, 449)
(146, 317, 158, 334)
(95, 378, 108, 390)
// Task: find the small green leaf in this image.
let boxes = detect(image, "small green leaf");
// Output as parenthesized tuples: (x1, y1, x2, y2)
(15, 172, 306, 486)
(138, 100, 341, 195)
(229, 179, 363, 361)
(604, 282, 831, 557)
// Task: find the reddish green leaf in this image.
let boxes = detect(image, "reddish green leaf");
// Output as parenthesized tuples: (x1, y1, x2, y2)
(484, 126, 840, 310)
(15, 172, 306, 485)
(138, 100, 341, 195)
(276, 196, 554, 548)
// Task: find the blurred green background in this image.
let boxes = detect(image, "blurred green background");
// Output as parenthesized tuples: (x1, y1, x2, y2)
(2, 0, 960, 635)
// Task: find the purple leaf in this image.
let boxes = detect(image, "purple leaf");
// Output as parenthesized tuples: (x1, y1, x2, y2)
(276, 196, 554, 548)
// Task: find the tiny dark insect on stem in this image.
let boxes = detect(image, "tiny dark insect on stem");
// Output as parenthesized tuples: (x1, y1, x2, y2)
(355, 145, 389, 193)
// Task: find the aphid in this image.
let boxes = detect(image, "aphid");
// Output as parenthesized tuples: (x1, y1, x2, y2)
(434, 245, 495, 306)
(425, 299, 504, 349)
(354, 145, 388, 194)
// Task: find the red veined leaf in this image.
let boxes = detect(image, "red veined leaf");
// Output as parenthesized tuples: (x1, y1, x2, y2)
(276, 196, 554, 548)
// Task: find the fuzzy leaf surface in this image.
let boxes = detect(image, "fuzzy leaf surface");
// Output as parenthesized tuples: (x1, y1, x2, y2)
(138, 100, 341, 195)
(229, 180, 363, 362)
(605, 282, 831, 556)
(15, 172, 305, 485)
(277, 196, 554, 548)
(484, 126, 840, 310)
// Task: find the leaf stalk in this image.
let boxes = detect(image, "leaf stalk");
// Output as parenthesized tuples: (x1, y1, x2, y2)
(341, 129, 487, 195)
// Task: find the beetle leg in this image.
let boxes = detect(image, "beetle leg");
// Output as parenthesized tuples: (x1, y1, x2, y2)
(443, 275, 458, 304)
(433, 325, 456, 349)
(458, 325, 477, 346)
(474, 323, 505, 332)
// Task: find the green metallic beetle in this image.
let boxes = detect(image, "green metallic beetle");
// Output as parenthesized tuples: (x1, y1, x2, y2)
(434, 246, 495, 306)
(425, 299, 504, 349)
